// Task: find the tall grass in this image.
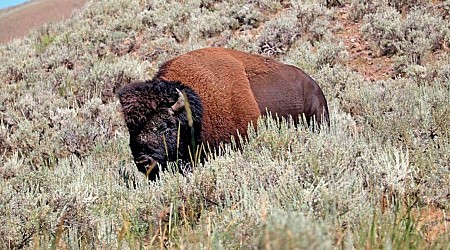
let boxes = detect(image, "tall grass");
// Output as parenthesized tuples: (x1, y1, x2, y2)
(0, 0, 449, 248)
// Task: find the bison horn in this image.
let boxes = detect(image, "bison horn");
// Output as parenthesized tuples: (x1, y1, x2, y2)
(168, 88, 185, 115)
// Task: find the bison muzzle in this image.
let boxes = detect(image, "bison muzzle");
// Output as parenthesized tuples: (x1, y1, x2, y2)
(118, 47, 329, 180)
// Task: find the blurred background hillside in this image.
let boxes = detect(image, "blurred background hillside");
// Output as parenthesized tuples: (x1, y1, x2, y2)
(0, 0, 29, 9)
(0, 0, 85, 44)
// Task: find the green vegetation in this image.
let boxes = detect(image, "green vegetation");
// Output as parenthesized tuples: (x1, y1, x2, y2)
(1, 0, 449, 248)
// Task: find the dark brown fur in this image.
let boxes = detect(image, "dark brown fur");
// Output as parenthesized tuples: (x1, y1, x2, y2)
(118, 47, 329, 179)
(157, 48, 329, 142)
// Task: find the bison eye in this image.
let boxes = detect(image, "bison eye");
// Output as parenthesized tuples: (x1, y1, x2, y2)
(152, 124, 167, 133)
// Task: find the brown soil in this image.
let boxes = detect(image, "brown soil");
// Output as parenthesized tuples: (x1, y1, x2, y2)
(414, 205, 450, 243)
(333, 5, 395, 82)
(0, 0, 86, 44)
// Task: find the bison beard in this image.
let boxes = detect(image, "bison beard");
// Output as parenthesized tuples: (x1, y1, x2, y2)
(117, 47, 329, 180)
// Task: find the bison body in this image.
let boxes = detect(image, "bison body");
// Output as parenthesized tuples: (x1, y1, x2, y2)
(118, 47, 329, 180)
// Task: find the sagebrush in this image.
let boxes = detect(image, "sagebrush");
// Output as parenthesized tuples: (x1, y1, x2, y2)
(0, 0, 449, 249)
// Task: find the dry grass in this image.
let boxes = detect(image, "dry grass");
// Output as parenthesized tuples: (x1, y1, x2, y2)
(0, 0, 449, 249)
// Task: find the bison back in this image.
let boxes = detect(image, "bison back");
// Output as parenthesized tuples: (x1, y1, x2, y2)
(248, 64, 329, 127)
(156, 48, 262, 146)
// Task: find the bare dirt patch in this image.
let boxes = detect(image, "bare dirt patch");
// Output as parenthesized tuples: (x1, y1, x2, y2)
(0, 0, 86, 44)
(414, 205, 450, 243)
(334, 5, 395, 82)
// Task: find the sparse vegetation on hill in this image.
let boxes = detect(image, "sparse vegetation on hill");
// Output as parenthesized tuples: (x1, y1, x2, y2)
(1, 0, 449, 249)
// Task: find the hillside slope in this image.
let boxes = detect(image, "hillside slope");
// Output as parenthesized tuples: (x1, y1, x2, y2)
(0, 0, 85, 44)
(0, 0, 449, 248)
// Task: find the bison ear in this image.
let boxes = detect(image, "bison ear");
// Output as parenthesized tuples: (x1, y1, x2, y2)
(118, 82, 157, 129)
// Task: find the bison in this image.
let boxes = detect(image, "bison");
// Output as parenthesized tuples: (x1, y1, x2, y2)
(118, 47, 329, 180)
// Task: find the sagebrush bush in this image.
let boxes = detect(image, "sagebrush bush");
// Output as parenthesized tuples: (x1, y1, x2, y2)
(257, 2, 333, 56)
(257, 11, 299, 55)
(348, 0, 385, 22)
(141, 0, 277, 44)
(362, 6, 450, 61)
(397, 9, 449, 63)
(282, 41, 319, 73)
(388, 0, 425, 13)
(282, 37, 348, 75)
(291, 1, 333, 37)
(362, 6, 402, 56)
(256, 210, 332, 249)
(316, 65, 368, 113)
(349, 0, 427, 21)
(0, 0, 449, 248)
(228, 3, 265, 29)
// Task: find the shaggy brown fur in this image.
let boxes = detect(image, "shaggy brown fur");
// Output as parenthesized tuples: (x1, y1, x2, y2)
(157, 47, 329, 144)
(119, 47, 329, 179)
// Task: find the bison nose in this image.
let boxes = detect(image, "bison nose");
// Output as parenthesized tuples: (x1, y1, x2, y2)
(135, 155, 158, 176)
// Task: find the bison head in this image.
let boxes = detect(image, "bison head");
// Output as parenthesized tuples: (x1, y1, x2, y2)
(118, 79, 203, 180)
